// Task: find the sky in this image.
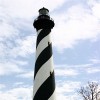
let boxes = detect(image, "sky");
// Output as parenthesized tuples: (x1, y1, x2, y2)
(0, 0, 100, 100)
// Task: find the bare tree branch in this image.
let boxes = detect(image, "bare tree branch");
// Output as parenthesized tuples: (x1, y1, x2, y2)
(77, 82, 100, 100)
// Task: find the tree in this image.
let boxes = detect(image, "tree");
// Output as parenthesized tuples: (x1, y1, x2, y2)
(78, 82, 100, 100)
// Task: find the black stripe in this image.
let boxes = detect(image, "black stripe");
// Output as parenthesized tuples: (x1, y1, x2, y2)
(34, 43, 52, 78)
(33, 71, 55, 100)
(36, 29, 51, 48)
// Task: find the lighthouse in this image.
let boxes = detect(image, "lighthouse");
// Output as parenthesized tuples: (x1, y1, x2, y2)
(33, 7, 56, 100)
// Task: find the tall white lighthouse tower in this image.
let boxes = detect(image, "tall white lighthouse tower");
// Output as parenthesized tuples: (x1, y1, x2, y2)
(33, 7, 56, 100)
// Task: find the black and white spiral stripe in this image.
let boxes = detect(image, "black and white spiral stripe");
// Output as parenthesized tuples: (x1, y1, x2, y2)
(33, 29, 56, 100)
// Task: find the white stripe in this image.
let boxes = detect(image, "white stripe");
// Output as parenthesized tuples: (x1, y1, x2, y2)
(36, 33, 51, 60)
(33, 56, 54, 97)
(48, 90, 56, 100)
(37, 29, 42, 35)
